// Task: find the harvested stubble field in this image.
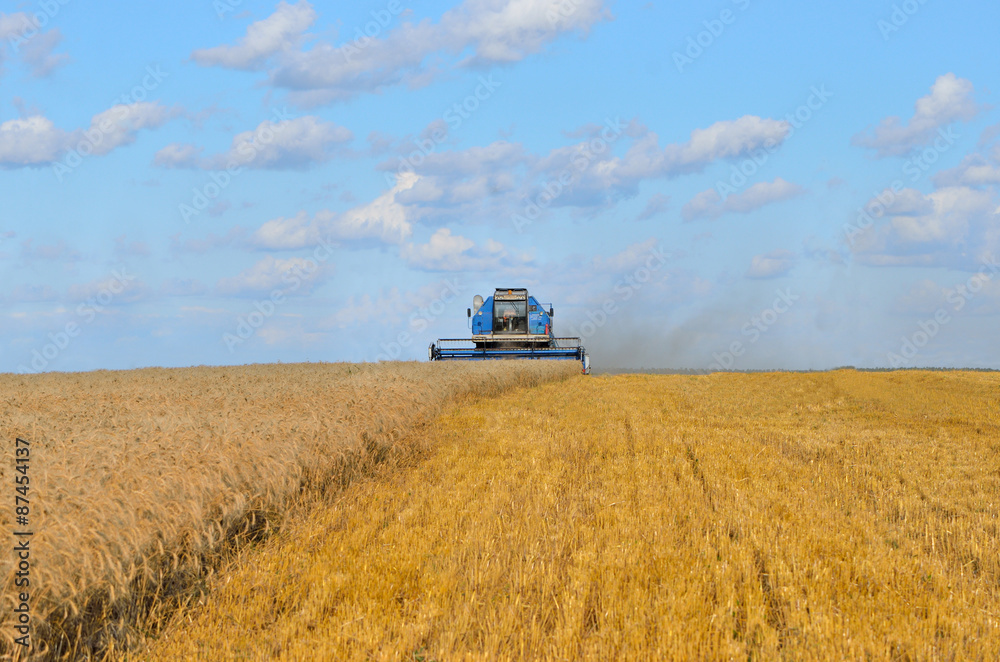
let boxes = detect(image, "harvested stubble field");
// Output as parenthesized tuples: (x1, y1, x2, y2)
(136, 370, 1000, 661)
(0, 361, 578, 660)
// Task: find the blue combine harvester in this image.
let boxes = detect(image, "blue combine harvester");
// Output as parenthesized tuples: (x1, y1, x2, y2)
(428, 287, 590, 374)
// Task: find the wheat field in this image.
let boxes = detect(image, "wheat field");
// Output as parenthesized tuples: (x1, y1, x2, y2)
(0, 361, 578, 660)
(134, 369, 1000, 661)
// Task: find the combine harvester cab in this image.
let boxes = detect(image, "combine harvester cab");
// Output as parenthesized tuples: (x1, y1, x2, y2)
(429, 287, 590, 374)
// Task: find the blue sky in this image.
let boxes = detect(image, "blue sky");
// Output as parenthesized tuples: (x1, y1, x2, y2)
(2, 0, 999, 372)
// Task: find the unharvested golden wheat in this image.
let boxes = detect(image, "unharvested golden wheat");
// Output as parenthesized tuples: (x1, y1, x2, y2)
(139, 370, 1000, 660)
(0, 361, 578, 660)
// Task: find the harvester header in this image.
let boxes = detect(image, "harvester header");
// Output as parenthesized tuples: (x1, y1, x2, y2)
(429, 287, 590, 373)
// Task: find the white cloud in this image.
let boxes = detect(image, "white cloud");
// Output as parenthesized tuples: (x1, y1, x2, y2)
(663, 116, 791, 172)
(890, 186, 993, 244)
(19, 28, 69, 77)
(852, 74, 981, 157)
(196, 0, 612, 105)
(445, 0, 611, 65)
(534, 116, 790, 198)
(251, 173, 418, 250)
(373, 116, 790, 223)
(400, 228, 527, 271)
(216, 255, 328, 295)
(401, 228, 474, 268)
(0, 13, 69, 78)
(852, 186, 1000, 268)
(84, 103, 174, 156)
(0, 116, 68, 166)
(933, 154, 1000, 188)
(747, 250, 796, 279)
(682, 177, 803, 221)
(155, 116, 352, 170)
(0, 103, 174, 168)
(325, 172, 417, 244)
(251, 211, 320, 250)
(153, 142, 203, 168)
(191, 0, 316, 70)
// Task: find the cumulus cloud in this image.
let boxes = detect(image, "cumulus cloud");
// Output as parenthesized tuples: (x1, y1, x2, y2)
(191, 1, 316, 70)
(0, 103, 175, 168)
(890, 187, 994, 244)
(250, 210, 319, 250)
(852, 74, 981, 158)
(445, 0, 611, 65)
(747, 250, 796, 279)
(661, 116, 791, 173)
(0, 116, 68, 166)
(401, 228, 529, 271)
(250, 172, 418, 250)
(682, 178, 803, 221)
(216, 255, 329, 295)
(19, 29, 70, 77)
(0, 13, 69, 78)
(852, 185, 1000, 268)
(153, 142, 202, 168)
(531, 116, 790, 205)
(933, 154, 1000, 188)
(195, 0, 612, 106)
(84, 103, 175, 156)
(371, 116, 790, 224)
(154, 115, 352, 170)
(329, 172, 418, 244)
